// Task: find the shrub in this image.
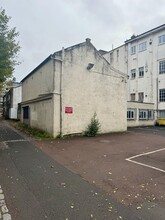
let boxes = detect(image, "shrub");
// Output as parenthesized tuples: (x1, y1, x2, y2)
(84, 113, 101, 137)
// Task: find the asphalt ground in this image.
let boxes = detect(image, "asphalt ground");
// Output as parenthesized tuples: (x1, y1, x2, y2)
(33, 126, 165, 220)
(0, 119, 148, 220)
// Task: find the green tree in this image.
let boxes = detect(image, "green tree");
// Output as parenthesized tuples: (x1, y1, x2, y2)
(0, 8, 20, 85)
(84, 113, 101, 137)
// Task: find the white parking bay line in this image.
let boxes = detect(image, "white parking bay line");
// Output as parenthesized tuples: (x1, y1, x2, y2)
(126, 148, 165, 173)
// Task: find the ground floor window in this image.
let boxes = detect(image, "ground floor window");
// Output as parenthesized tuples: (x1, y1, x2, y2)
(139, 109, 154, 120)
(158, 110, 165, 118)
(23, 106, 29, 119)
(127, 109, 136, 120)
(148, 110, 154, 120)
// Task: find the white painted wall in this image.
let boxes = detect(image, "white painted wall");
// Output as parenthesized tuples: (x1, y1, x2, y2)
(22, 58, 54, 102)
(21, 40, 128, 137)
(23, 98, 54, 135)
(103, 45, 127, 74)
(104, 25, 165, 120)
(54, 41, 127, 136)
(9, 86, 22, 119)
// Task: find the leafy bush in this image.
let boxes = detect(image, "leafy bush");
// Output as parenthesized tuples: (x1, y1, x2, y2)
(84, 113, 101, 137)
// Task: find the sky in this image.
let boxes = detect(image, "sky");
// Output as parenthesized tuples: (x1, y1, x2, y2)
(1, 0, 165, 82)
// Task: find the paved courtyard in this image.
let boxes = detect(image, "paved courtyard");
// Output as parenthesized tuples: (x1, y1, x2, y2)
(1, 117, 165, 219)
(34, 126, 165, 218)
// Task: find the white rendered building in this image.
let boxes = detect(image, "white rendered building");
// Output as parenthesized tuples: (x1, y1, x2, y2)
(21, 39, 127, 137)
(104, 24, 165, 124)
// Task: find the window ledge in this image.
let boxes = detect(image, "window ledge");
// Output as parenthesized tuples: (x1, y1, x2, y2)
(139, 49, 147, 53)
(158, 42, 165, 46)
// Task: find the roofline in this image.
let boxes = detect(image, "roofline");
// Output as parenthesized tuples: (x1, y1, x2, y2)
(125, 24, 165, 43)
(21, 55, 52, 82)
(54, 41, 87, 55)
(21, 40, 88, 83)
(21, 38, 127, 82)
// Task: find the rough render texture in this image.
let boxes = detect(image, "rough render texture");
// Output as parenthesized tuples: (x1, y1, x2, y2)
(21, 41, 128, 137)
(54, 42, 127, 136)
(22, 59, 54, 102)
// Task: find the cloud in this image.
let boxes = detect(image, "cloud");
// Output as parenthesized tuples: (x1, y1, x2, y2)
(1, 0, 165, 81)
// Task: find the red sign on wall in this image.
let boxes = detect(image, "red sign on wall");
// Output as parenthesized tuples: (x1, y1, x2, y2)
(65, 107, 73, 114)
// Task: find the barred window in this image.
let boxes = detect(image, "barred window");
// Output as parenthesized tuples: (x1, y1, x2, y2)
(159, 89, 165, 102)
(159, 61, 165, 74)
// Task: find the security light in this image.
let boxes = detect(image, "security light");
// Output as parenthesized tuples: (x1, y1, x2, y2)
(87, 63, 94, 70)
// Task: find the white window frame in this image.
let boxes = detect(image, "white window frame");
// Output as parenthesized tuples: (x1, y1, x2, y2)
(139, 109, 148, 120)
(131, 46, 136, 55)
(139, 109, 154, 120)
(159, 89, 165, 102)
(139, 67, 144, 77)
(159, 60, 165, 74)
(158, 34, 165, 45)
(131, 69, 136, 79)
(139, 42, 147, 52)
(127, 109, 136, 120)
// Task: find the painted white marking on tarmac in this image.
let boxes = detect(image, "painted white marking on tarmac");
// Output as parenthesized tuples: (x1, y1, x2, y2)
(0, 140, 29, 149)
(126, 148, 165, 173)
(3, 140, 29, 143)
(0, 185, 12, 220)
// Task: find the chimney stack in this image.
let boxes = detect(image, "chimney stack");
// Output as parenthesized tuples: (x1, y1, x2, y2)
(86, 38, 91, 43)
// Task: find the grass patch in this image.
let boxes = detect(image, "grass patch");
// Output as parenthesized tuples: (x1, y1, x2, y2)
(9, 120, 53, 139)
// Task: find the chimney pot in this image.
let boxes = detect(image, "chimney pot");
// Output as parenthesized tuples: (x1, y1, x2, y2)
(86, 38, 91, 43)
